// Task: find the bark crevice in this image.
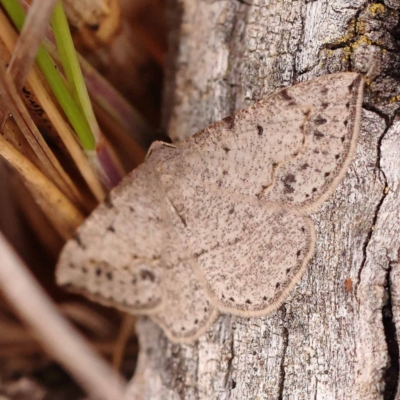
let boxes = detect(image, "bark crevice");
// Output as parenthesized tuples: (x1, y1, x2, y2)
(236, 0, 252, 7)
(356, 110, 389, 293)
(356, 173, 387, 295)
(224, 332, 236, 393)
(277, 327, 288, 400)
(382, 262, 399, 399)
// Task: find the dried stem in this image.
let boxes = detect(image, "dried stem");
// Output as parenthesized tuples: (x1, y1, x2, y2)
(7, 0, 58, 88)
(112, 314, 135, 371)
(0, 233, 127, 400)
(0, 9, 106, 202)
(0, 134, 83, 239)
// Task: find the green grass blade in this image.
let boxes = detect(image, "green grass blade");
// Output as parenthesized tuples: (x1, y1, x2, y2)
(1, 0, 95, 150)
(51, 1, 99, 139)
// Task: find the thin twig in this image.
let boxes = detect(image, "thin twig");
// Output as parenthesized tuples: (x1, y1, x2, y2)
(0, 233, 127, 400)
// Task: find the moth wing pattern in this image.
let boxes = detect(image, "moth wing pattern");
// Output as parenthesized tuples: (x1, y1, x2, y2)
(56, 163, 166, 314)
(151, 73, 363, 316)
(151, 156, 317, 316)
(261, 73, 364, 212)
(150, 258, 219, 343)
(119, 162, 220, 342)
(148, 186, 219, 342)
(161, 73, 363, 208)
(56, 73, 364, 339)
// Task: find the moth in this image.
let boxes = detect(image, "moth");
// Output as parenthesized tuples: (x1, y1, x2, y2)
(57, 73, 364, 343)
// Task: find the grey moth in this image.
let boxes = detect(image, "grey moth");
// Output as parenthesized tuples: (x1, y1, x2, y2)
(57, 73, 364, 343)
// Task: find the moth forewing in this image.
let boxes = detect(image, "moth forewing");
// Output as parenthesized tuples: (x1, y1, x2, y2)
(57, 73, 364, 342)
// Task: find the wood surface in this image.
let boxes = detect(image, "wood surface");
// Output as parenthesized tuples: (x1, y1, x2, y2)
(127, 1, 400, 398)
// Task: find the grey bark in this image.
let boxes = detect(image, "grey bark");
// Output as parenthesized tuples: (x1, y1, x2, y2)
(126, 1, 400, 399)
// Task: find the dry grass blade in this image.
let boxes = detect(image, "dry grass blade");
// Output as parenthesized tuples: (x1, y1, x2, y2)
(0, 10, 106, 202)
(7, 0, 58, 88)
(0, 61, 85, 207)
(60, 302, 115, 338)
(28, 83, 106, 203)
(0, 100, 38, 163)
(0, 134, 83, 239)
(0, 2, 166, 397)
(112, 314, 134, 371)
(0, 233, 127, 400)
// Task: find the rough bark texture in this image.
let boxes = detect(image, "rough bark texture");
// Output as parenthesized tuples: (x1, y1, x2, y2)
(127, 1, 400, 398)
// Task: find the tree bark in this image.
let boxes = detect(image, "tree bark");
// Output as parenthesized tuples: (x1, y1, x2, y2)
(127, 1, 400, 398)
